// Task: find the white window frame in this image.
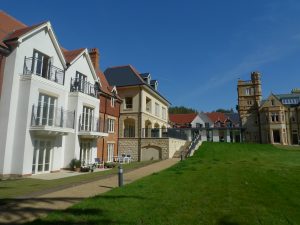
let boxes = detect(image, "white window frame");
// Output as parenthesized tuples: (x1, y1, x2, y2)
(162, 107, 166, 120)
(245, 88, 251, 95)
(124, 97, 133, 109)
(107, 143, 114, 162)
(111, 97, 115, 107)
(82, 106, 94, 131)
(108, 118, 115, 133)
(155, 103, 160, 117)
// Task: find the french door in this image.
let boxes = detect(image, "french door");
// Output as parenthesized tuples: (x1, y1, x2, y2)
(36, 94, 57, 126)
(32, 139, 52, 174)
(80, 141, 92, 165)
(107, 143, 114, 162)
(32, 50, 51, 78)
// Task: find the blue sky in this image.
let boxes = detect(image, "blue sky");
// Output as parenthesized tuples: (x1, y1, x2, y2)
(2, 0, 300, 112)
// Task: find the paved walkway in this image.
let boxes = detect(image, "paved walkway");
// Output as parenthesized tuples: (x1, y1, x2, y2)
(0, 159, 179, 224)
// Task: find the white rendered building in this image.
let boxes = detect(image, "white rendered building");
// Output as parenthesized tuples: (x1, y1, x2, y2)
(0, 13, 107, 177)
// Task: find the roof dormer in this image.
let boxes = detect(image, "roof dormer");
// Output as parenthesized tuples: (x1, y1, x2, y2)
(150, 80, 158, 90)
(140, 73, 151, 84)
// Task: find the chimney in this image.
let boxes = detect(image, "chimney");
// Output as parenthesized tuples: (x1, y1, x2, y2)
(88, 48, 100, 70)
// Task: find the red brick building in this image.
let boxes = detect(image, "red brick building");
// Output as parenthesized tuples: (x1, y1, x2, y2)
(89, 48, 121, 162)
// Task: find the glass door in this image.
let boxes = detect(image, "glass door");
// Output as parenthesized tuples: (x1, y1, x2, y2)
(36, 94, 57, 126)
(32, 139, 52, 174)
(107, 143, 114, 162)
(80, 141, 92, 165)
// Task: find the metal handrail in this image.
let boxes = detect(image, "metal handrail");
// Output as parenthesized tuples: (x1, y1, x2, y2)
(70, 77, 98, 97)
(31, 105, 75, 129)
(78, 115, 108, 133)
(23, 57, 65, 85)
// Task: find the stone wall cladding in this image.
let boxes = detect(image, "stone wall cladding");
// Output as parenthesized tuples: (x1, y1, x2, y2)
(168, 138, 187, 158)
(141, 138, 169, 159)
(118, 138, 139, 161)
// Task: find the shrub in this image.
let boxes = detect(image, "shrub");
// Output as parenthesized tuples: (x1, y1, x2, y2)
(104, 162, 117, 168)
(69, 158, 81, 170)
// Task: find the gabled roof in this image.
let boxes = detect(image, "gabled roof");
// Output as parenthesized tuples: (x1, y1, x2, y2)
(169, 113, 198, 124)
(225, 113, 240, 125)
(63, 48, 85, 64)
(206, 112, 227, 123)
(3, 22, 46, 43)
(104, 65, 145, 87)
(0, 11, 27, 48)
(104, 65, 170, 104)
(0, 11, 67, 68)
(198, 112, 212, 124)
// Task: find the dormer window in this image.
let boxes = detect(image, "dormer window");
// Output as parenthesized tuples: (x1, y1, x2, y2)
(150, 80, 158, 90)
(271, 99, 275, 106)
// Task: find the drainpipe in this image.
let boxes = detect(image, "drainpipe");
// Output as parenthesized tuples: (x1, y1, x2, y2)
(102, 95, 107, 162)
(117, 99, 121, 157)
(138, 86, 142, 161)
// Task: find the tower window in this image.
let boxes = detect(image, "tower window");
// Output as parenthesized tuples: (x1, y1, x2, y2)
(245, 88, 252, 95)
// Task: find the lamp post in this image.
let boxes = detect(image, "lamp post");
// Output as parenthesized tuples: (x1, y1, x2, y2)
(118, 163, 123, 187)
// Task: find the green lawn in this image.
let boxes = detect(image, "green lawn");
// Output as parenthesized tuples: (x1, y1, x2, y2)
(28, 143, 300, 225)
(0, 161, 156, 198)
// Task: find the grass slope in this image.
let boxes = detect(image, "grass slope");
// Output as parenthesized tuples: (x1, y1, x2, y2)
(28, 143, 300, 225)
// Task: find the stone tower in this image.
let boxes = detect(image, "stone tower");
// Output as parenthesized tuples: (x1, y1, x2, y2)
(237, 71, 262, 143)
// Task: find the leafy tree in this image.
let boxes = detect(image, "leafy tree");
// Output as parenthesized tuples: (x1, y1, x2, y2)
(169, 106, 198, 114)
(214, 108, 235, 113)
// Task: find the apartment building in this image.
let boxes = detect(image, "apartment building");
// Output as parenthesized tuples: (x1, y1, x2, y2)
(104, 65, 186, 161)
(0, 11, 107, 177)
(88, 48, 121, 163)
(238, 71, 300, 145)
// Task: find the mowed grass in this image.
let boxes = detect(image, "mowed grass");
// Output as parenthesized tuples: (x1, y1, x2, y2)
(28, 143, 300, 225)
(0, 160, 156, 198)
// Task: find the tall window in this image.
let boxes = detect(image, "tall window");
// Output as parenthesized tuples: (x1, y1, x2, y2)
(75, 71, 87, 93)
(125, 97, 133, 109)
(32, 50, 50, 78)
(81, 106, 94, 131)
(245, 88, 252, 95)
(271, 113, 279, 122)
(162, 107, 166, 120)
(111, 97, 115, 107)
(146, 97, 152, 112)
(155, 103, 160, 117)
(107, 143, 114, 162)
(108, 119, 115, 133)
(80, 141, 92, 165)
(124, 118, 135, 137)
(36, 93, 57, 126)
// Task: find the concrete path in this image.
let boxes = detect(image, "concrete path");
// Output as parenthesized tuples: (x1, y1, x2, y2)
(0, 159, 179, 224)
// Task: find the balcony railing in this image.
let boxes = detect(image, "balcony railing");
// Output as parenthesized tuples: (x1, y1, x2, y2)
(70, 78, 98, 97)
(23, 57, 65, 85)
(78, 115, 108, 133)
(31, 105, 75, 129)
(122, 128, 188, 139)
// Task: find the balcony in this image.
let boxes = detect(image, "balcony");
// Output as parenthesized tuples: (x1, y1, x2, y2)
(23, 57, 65, 85)
(70, 78, 98, 97)
(30, 105, 75, 135)
(78, 116, 108, 138)
(141, 128, 187, 140)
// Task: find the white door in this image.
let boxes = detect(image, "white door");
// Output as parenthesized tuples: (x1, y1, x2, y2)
(107, 143, 114, 162)
(80, 141, 92, 165)
(32, 139, 52, 174)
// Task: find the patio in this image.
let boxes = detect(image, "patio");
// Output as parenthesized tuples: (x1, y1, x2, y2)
(28, 168, 111, 180)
